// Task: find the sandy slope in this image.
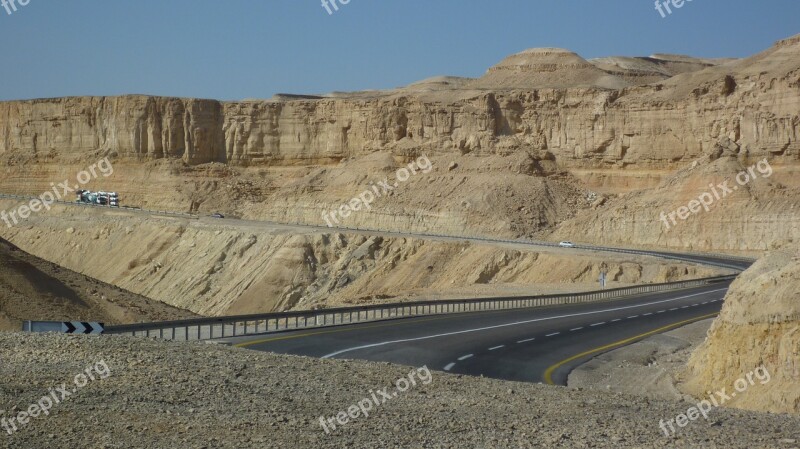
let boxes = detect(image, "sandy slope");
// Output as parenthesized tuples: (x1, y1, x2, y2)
(0, 237, 195, 332)
(0, 203, 721, 317)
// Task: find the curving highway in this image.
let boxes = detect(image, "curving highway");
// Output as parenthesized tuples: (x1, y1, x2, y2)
(228, 281, 731, 385)
(3, 197, 751, 385)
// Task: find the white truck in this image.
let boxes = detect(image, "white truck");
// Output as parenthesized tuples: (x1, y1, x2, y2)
(76, 190, 119, 207)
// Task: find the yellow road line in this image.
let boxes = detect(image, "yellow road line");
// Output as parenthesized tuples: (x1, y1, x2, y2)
(542, 312, 719, 385)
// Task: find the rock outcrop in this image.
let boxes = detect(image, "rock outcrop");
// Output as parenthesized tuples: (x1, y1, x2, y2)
(0, 96, 226, 164)
(0, 35, 796, 176)
(683, 246, 800, 414)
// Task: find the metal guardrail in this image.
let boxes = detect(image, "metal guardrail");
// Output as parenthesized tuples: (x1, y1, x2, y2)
(566, 244, 755, 271)
(0, 192, 757, 265)
(234, 222, 756, 270)
(3, 191, 754, 341)
(105, 275, 737, 341)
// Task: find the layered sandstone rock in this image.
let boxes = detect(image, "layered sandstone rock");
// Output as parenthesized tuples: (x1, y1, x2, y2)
(555, 152, 800, 253)
(0, 36, 798, 252)
(682, 246, 800, 414)
(588, 53, 733, 86)
(0, 96, 226, 164)
(468, 48, 629, 90)
(0, 36, 796, 176)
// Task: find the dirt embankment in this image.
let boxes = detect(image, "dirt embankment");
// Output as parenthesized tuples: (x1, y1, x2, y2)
(0, 238, 195, 332)
(0, 204, 723, 317)
(555, 148, 800, 254)
(568, 319, 715, 402)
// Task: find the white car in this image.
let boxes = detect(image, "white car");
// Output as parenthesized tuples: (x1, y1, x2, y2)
(558, 241, 576, 248)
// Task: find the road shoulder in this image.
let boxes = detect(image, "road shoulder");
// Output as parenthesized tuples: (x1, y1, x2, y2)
(567, 318, 713, 401)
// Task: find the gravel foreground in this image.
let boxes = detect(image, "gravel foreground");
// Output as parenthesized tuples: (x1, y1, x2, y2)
(569, 319, 715, 402)
(0, 334, 797, 449)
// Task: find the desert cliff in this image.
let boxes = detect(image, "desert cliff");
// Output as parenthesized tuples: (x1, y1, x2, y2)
(683, 246, 800, 414)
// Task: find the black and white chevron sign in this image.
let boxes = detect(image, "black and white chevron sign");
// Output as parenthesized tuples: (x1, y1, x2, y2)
(61, 322, 104, 335)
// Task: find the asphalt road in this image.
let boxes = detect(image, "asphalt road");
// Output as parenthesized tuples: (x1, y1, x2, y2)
(228, 282, 730, 385)
(1, 198, 746, 385)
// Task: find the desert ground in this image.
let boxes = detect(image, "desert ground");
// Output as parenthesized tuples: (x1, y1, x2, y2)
(0, 28, 798, 449)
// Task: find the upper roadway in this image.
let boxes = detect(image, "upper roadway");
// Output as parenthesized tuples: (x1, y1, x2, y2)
(0, 198, 751, 385)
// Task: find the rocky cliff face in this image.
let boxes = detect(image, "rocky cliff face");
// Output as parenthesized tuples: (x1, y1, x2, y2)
(1, 36, 797, 182)
(683, 246, 800, 414)
(0, 36, 798, 253)
(0, 96, 226, 164)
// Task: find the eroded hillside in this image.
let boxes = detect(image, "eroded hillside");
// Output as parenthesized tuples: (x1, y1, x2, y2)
(555, 145, 800, 252)
(0, 204, 720, 316)
(0, 36, 797, 248)
(0, 237, 195, 331)
(0, 34, 797, 322)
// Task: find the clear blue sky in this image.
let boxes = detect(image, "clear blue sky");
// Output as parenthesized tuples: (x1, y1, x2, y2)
(0, 0, 797, 101)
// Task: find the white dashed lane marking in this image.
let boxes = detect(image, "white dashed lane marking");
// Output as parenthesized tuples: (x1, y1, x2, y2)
(453, 296, 714, 367)
(320, 289, 728, 359)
